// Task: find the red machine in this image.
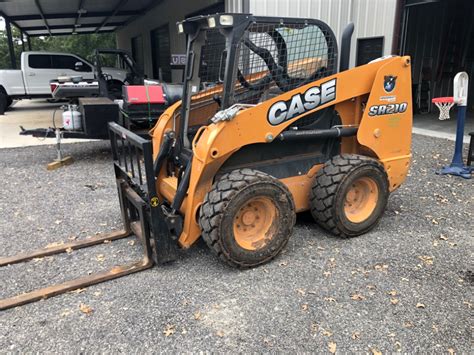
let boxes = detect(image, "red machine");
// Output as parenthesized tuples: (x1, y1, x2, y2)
(121, 85, 169, 129)
(123, 85, 166, 105)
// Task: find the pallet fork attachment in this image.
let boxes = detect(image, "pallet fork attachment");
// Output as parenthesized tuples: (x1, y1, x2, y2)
(0, 124, 177, 310)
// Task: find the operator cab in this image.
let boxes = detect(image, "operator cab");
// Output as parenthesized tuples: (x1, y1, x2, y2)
(176, 13, 339, 148)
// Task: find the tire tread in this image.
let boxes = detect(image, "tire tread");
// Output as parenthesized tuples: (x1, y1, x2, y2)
(310, 154, 388, 237)
(199, 169, 294, 268)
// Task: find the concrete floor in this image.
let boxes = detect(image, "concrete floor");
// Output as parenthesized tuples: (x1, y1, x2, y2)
(413, 110, 473, 144)
(0, 99, 93, 148)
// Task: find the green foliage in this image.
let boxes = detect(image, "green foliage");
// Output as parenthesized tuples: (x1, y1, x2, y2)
(0, 25, 116, 69)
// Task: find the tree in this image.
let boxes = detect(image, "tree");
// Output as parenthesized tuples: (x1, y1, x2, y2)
(0, 24, 116, 69)
(30, 33, 116, 62)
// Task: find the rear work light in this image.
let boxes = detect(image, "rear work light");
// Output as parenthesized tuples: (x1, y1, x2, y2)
(219, 15, 233, 26)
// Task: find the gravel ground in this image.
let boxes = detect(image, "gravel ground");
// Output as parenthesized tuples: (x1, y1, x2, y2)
(0, 135, 472, 353)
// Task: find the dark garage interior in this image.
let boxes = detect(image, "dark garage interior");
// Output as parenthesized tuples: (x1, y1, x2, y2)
(399, 0, 474, 114)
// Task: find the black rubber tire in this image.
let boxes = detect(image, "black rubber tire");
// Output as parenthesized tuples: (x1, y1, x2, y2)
(0, 93, 7, 115)
(6, 96, 12, 108)
(106, 80, 124, 100)
(199, 169, 296, 268)
(310, 154, 389, 237)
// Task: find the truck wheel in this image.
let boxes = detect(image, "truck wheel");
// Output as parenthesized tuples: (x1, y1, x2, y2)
(310, 154, 389, 237)
(6, 96, 12, 108)
(0, 93, 7, 115)
(199, 169, 296, 268)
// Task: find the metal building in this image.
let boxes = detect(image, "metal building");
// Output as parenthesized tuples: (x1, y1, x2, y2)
(114, 0, 473, 112)
(116, 0, 399, 81)
(227, 0, 398, 69)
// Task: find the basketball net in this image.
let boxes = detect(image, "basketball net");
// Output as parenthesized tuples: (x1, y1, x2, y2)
(433, 101, 454, 120)
(432, 97, 455, 121)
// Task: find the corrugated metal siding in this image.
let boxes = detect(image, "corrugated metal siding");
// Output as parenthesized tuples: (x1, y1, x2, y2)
(225, 0, 243, 13)
(226, 0, 397, 68)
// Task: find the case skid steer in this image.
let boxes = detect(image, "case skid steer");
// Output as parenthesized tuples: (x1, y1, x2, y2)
(1, 14, 412, 310)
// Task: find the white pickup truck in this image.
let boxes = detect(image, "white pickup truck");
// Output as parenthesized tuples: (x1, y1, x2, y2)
(0, 51, 129, 111)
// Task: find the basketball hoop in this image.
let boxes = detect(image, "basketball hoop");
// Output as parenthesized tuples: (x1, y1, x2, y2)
(432, 97, 454, 120)
(434, 72, 472, 179)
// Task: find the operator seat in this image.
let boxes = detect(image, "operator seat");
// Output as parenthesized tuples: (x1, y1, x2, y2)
(161, 83, 184, 105)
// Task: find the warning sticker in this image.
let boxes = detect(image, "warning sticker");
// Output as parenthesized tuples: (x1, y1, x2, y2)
(150, 197, 159, 207)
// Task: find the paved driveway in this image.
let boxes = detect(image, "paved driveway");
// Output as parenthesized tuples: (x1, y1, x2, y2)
(0, 99, 92, 148)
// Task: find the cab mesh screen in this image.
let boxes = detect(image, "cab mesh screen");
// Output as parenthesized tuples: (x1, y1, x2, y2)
(234, 22, 336, 105)
(199, 29, 226, 86)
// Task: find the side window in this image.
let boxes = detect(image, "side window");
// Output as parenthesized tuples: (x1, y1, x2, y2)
(276, 26, 329, 78)
(28, 55, 52, 69)
(356, 37, 384, 66)
(51, 55, 92, 72)
(199, 29, 226, 83)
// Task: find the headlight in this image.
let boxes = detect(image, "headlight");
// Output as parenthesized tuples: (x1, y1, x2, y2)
(178, 23, 184, 33)
(207, 17, 216, 28)
(219, 15, 233, 26)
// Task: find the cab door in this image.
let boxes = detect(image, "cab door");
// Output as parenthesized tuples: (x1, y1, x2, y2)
(23, 53, 57, 95)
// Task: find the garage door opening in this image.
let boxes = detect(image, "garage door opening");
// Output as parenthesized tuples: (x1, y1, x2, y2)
(400, 0, 474, 115)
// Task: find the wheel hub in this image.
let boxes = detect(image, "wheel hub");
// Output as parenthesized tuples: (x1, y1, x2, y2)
(242, 211, 257, 226)
(343, 177, 379, 223)
(233, 197, 277, 250)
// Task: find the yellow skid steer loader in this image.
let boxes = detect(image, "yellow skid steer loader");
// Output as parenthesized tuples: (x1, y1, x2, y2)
(1, 13, 412, 309)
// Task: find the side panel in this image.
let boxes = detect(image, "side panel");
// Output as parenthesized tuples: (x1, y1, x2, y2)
(0, 70, 26, 95)
(23, 53, 95, 95)
(22, 53, 53, 95)
(280, 164, 323, 213)
(357, 56, 412, 191)
(23, 53, 56, 95)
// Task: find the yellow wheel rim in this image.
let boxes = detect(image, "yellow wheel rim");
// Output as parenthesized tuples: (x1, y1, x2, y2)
(233, 197, 277, 251)
(343, 177, 379, 223)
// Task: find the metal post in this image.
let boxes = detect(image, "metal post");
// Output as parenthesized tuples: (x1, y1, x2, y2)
(55, 128, 63, 161)
(451, 105, 467, 167)
(5, 19, 17, 69)
(27, 35, 32, 51)
(21, 31, 25, 52)
(391, 0, 404, 55)
(46, 127, 74, 170)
